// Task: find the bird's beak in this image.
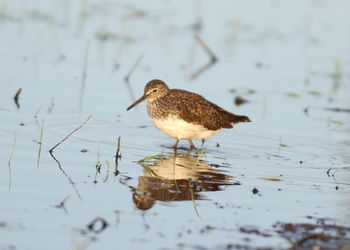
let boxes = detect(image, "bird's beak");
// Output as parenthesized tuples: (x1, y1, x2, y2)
(126, 95, 147, 111)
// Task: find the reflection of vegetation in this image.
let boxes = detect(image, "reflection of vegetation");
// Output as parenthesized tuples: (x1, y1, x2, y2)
(330, 58, 343, 94)
(138, 163, 160, 177)
(137, 154, 165, 177)
(8, 133, 16, 192)
(49, 116, 92, 200)
(137, 154, 165, 164)
(103, 160, 110, 183)
(188, 180, 202, 220)
(194, 149, 206, 168)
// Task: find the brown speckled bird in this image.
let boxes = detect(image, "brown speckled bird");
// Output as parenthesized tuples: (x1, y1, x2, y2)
(127, 79, 251, 149)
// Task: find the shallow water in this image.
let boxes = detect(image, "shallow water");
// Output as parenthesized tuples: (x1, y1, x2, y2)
(0, 0, 350, 249)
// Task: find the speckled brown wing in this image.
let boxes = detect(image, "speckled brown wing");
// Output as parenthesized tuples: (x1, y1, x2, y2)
(166, 90, 247, 131)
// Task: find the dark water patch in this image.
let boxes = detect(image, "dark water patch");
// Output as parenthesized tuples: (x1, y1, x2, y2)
(274, 220, 350, 250)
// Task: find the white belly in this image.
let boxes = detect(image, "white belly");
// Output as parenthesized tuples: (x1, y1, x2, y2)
(152, 118, 219, 140)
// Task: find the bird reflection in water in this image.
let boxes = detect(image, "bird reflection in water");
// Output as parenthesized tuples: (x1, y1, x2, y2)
(132, 152, 238, 210)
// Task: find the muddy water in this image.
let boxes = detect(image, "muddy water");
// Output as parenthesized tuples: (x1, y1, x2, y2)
(0, 1, 349, 249)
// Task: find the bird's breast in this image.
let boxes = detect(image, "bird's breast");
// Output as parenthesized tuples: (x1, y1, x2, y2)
(151, 117, 219, 140)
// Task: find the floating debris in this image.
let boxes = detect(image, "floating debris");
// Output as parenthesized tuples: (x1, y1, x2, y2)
(274, 221, 350, 249)
(114, 136, 121, 176)
(13, 88, 22, 109)
(229, 87, 255, 95)
(234, 96, 249, 106)
(260, 177, 282, 181)
(252, 187, 259, 194)
(86, 217, 109, 234)
(308, 90, 323, 97)
(285, 92, 300, 98)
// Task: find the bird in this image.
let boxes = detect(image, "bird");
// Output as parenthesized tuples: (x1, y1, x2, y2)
(127, 79, 251, 149)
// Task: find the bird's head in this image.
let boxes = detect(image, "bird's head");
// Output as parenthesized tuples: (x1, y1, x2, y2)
(127, 79, 169, 111)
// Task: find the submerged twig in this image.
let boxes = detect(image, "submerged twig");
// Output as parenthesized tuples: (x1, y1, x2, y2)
(190, 35, 218, 80)
(94, 146, 101, 183)
(330, 58, 342, 95)
(49, 152, 82, 199)
(8, 133, 17, 192)
(34, 106, 42, 128)
(34, 106, 42, 118)
(114, 210, 121, 228)
(79, 41, 90, 112)
(114, 136, 121, 176)
(305, 106, 350, 115)
(303, 106, 345, 126)
(326, 168, 339, 180)
(115, 136, 121, 160)
(54, 195, 70, 214)
(49, 115, 92, 153)
(104, 160, 110, 183)
(49, 115, 92, 199)
(194, 35, 217, 62)
(323, 107, 350, 113)
(36, 120, 44, 168)
(13, 88, 22, 109)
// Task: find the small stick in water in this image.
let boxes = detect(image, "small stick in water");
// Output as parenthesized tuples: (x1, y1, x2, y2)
(36, 120, 44, 168)
(114, 136, 121, 176)
(49, 115, 92, 200)
(190, 35, 218, 80)
(8, 133, 17, 192)
(49, 115, 92, 153)
(54, 195, 70, 214)
(13, 88, 22, 109)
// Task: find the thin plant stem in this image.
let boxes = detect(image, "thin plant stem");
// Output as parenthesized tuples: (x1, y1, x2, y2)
(37, 119, 44, 168)
(49, 115, 92, 153)
(114, 136, 121, 176)
(79, 40, 90, 112)
(188, 180, 202, 220)
(8, 133, 17, 192)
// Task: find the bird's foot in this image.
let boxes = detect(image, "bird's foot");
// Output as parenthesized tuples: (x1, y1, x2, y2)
(171, 139, 179, 150)
(188, 140, 196, 150)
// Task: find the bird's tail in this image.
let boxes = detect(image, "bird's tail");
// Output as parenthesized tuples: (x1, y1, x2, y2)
(232, 115, 251, 124)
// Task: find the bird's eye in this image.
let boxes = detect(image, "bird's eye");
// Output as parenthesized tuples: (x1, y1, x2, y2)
(153, 89, 158, 92)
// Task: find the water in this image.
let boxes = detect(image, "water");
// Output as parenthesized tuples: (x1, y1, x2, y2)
(0, 0, 349, 249)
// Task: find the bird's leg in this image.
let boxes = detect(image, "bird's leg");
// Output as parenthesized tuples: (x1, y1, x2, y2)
(171, 139, 179, 150)
(188, 140, 196, 149)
